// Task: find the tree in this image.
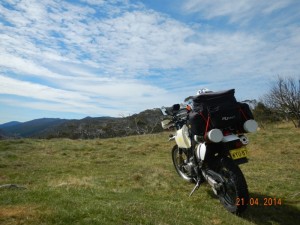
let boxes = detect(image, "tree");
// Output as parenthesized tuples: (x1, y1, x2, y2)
(252, 102, 281, 128)
(263, 77, 300, 128)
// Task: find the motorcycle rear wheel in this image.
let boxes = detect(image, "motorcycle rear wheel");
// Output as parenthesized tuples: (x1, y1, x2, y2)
(212, 157, 249, 214)
(171, 145, 195, 183)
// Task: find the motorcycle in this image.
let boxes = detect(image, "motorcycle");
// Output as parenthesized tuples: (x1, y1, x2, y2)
(161, 90, 258, 214)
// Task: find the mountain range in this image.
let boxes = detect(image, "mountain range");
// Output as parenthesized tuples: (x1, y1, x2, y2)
(0, 109, 163, 139)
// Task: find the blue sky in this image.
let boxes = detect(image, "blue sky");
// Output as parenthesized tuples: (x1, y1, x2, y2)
(0, 0, 299, 123)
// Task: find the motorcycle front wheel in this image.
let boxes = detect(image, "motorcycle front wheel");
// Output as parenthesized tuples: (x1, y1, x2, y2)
(171, 145, 195, 183)
(211, 157, 249, 214)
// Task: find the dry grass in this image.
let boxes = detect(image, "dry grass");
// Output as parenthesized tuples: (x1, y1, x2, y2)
(0, 205, 44, 225)
(48, 176, 95, 188)
(0, 124, 299, 224)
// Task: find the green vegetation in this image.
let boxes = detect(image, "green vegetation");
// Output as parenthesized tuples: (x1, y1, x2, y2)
(0, 123, 299, 225)
(0, 109, 163, 139)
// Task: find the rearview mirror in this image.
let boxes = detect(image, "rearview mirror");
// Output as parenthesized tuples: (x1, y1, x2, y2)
(172, 104, 180, 111)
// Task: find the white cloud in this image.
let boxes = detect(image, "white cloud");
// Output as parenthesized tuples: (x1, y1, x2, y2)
(0, 73, 174, 116)
(182, 0, 293, 23)
(0, 53, 70, 79)
(0, 75, 90, 103)
(1, 0, 201, 77)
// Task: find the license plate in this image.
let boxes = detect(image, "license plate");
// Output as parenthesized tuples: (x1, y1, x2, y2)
(230, 147, 248, 160)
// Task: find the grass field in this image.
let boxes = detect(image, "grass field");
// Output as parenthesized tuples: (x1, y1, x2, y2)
(0, 123, 299, 225)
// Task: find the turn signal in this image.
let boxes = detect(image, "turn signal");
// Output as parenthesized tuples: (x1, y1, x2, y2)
(243, 120, 258, 133)
(206, 129, 223, 143)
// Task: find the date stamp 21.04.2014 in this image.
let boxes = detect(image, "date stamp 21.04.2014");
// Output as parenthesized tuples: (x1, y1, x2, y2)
(236, 197, 282, 206)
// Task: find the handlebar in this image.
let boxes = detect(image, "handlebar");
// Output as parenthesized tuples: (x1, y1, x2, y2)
(161, 105, 189, 130)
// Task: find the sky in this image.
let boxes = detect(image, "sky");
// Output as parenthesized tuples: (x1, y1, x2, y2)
(0, 0, 300, 123)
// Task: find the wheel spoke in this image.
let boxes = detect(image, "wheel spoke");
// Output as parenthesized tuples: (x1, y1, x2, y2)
(172, 146, 194, 182)
(219, 168, 237, 204)
(212, 157, 249, 214)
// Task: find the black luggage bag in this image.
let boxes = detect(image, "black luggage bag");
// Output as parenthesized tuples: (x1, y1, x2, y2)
(189, 89, 253, 136)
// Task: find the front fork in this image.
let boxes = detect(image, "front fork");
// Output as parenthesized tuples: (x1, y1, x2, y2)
(178, 148, 184, 165)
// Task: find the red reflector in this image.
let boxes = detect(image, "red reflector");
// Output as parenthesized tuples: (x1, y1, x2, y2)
(223, 131, 231, 136)
(235, 141, 243, 148)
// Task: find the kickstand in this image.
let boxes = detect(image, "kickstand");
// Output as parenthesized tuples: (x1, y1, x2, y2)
(189, 180, 201, 197)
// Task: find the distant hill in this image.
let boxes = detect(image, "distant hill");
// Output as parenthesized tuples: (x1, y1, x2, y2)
(0, 109, 164, 139)
(0, 128, 8, 139)
(1, 118, 67, 138)
(0, 121, 22, 129)
(36, 109, 163, 139)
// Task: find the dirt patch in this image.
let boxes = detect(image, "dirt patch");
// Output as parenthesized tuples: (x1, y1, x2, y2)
(0, 205, 35, 217)
(0, 205, 42, 225)
(0, 174, 8, 181)
(49, 176, 94, 188)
